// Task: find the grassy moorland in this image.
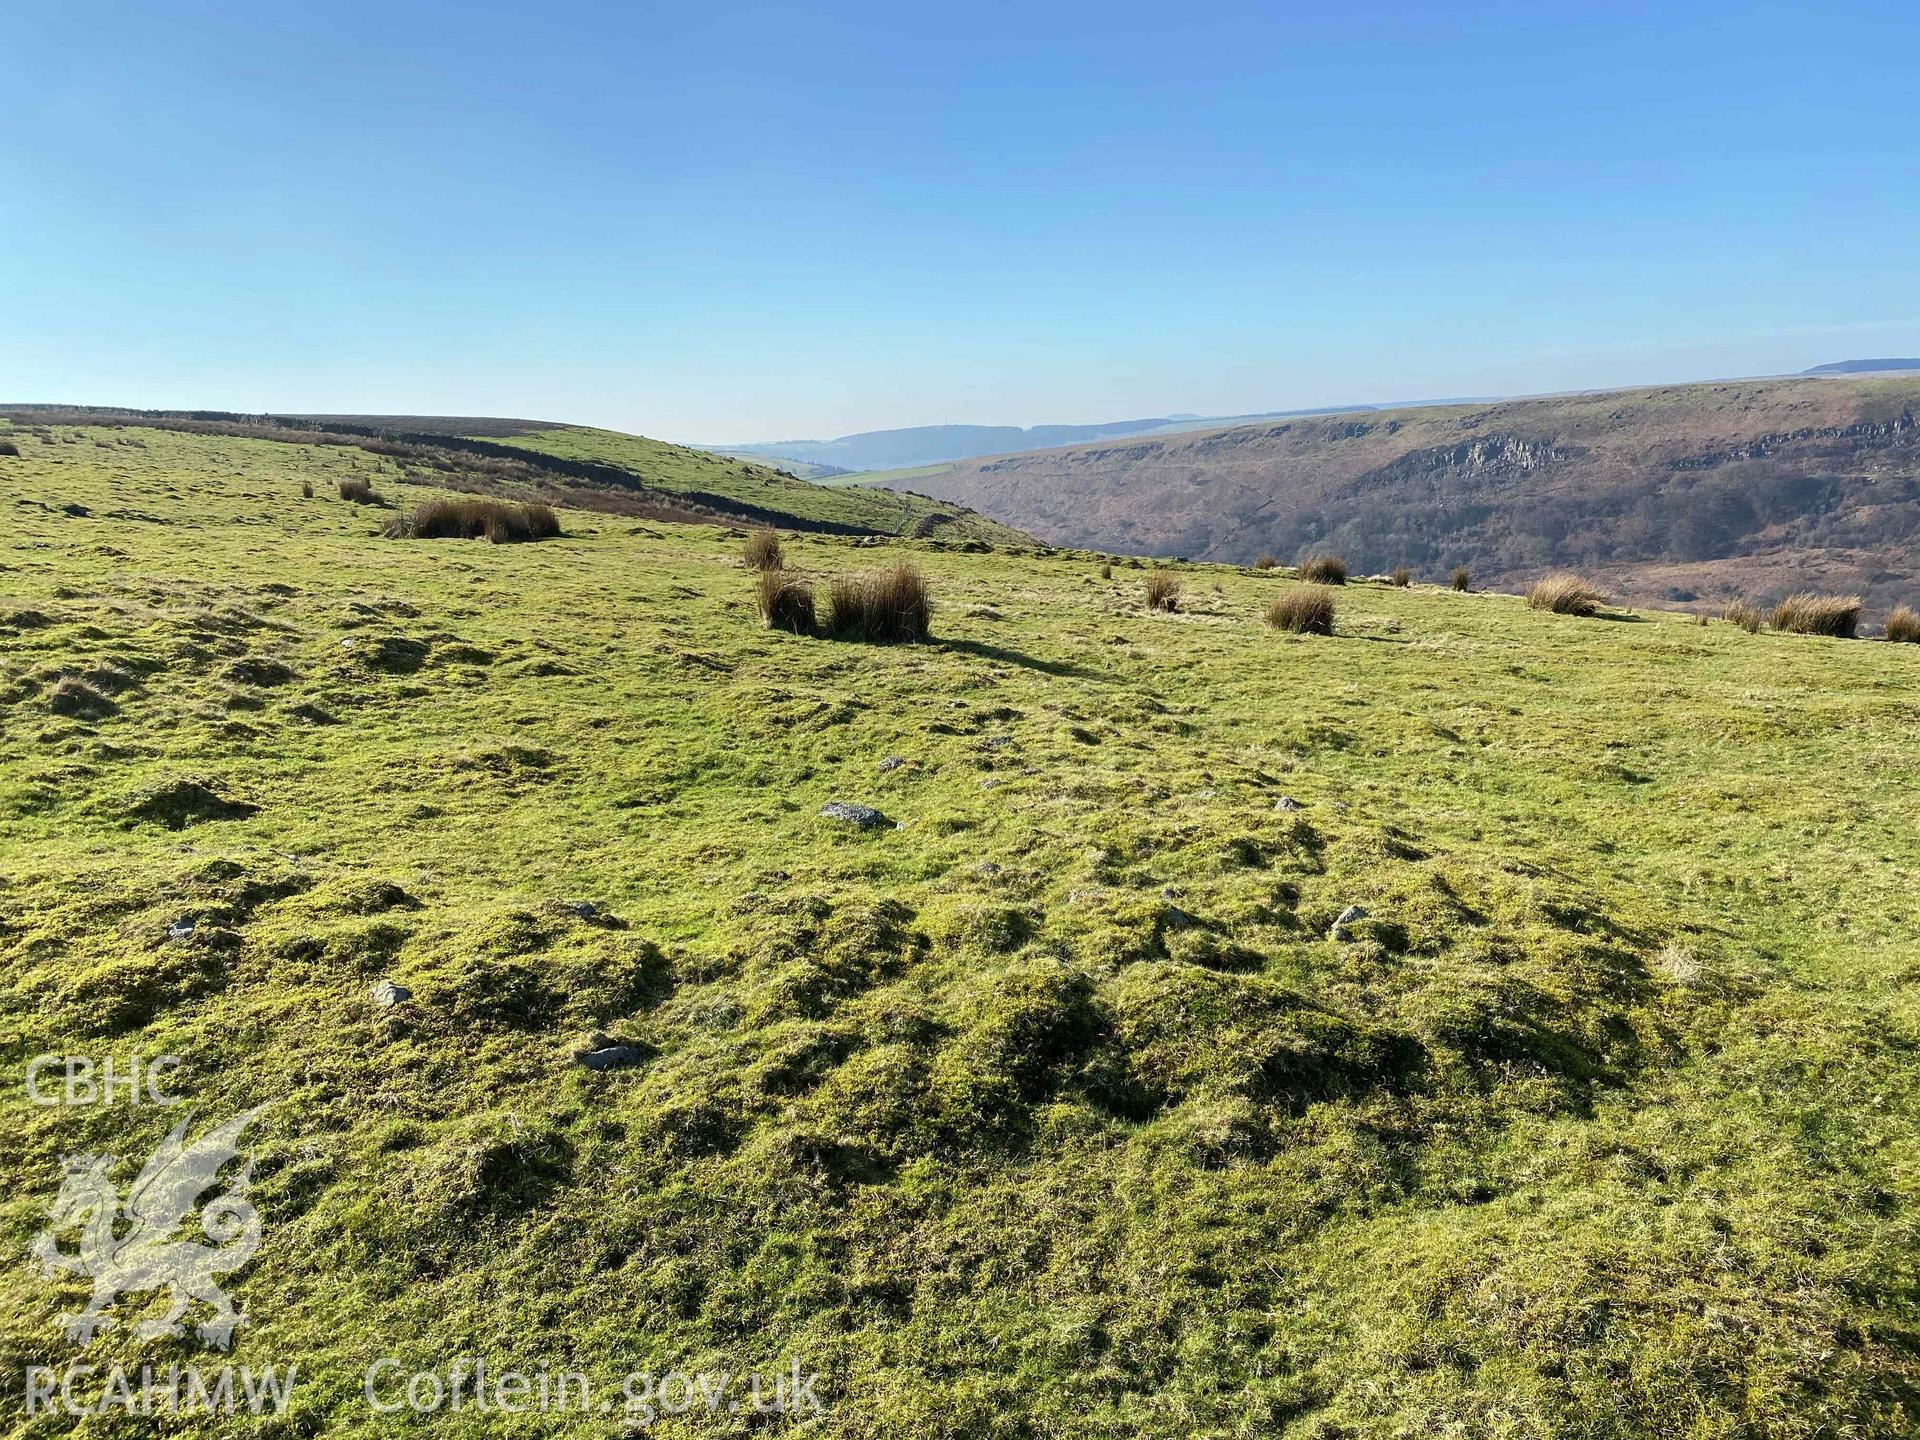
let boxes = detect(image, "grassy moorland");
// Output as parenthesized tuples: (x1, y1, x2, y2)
(478, 424, 1023, 542)
(1, 424, 1917, 1437)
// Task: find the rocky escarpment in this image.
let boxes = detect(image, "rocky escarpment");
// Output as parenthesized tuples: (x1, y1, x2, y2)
(880, 376, 1920, 609)
(1668, 411, 1917, 469)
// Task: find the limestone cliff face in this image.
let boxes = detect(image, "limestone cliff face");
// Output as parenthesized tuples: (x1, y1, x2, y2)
(881, 377, 1920, 609)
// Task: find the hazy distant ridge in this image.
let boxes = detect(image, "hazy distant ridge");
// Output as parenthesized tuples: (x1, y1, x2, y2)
(714, 406, 1374, 472)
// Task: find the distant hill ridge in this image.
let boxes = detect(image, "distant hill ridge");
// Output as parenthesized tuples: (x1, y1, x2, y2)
(871, 374, 1920, 610)
(1803, 358, 1920, 375)
(715, 405, 1376, 473)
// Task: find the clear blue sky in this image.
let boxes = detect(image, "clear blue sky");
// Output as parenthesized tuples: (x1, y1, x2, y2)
(4, 0, 1917, 442)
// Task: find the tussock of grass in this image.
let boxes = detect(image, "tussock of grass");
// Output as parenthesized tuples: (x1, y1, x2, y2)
(0, 440, 19, 458)
(1389, 565, 1412, 587)
(744, 528, 784, 571)
(1723, 599, 1764, 634)
(1254, 554, 1280, 570)
(1451, 566, 1472, 591)
(1300, 554, 1347, 585)
(396, 497, 561, 542)
(827, 563, 930, 642)
(756, 569, 816, 634)
(337, 477, 381, 504)
(1528, 573, 1607, 616)
(1099, 563, 1112, 580)
(1145, 571, 1180, 612)
(1770, 592, 1861, 638)
(1266, 586, 1335, 634)
(1886, 605, 1920, 643)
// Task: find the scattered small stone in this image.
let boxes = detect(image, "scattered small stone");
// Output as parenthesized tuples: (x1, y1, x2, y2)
(60, 503, 90, 517)
(1333, 801, 1350, 814)
(1163, 903, 1196, 929)
(877, 755, 908, 773)
(372, 980, 411, 1007)
(819, 801, 889, 829)
(575, 1044, 645, 1071)
(1330, 904, 1368, 942)
(569, 900, 599, 920)
(983, 736, 1014, 750)
(1274, 796, 1303, 812)
(166, 918, 197, 941)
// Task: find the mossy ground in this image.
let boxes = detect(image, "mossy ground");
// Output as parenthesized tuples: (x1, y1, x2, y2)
(1, 425, 1917, 1436)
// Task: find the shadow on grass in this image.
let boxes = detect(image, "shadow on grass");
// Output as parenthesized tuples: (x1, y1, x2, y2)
(942, 637, 1115, 681)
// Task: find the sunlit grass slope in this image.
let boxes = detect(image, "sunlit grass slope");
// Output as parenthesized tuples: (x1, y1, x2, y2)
(0, 423, 1917, 1437)
(481, 424, 1025, 542)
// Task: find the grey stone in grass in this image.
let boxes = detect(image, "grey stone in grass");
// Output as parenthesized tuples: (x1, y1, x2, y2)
(575, 1044, 645, 1071)
(877, 755, 908, 773)
(1330, 905, 1368, 942)
(819, 802, 889, 829)
(372, 980, 411, 1007)
(1274, 796, 1304, 812)
(167, 918, 197, 942)
(569, 900, 599, 920)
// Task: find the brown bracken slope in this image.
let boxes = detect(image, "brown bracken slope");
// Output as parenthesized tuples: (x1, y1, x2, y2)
(879, 376, 1920, 610)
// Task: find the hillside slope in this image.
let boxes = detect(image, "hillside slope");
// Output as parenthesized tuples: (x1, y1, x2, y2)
(880, 376, 1920, 609)
(1, 407, 1028, 545)
(479, 424, 1024, 541)
(1, 423, 1918, 1436)
(719, 407, 1381, 473)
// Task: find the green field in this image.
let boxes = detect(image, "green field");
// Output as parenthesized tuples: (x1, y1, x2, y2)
(819, 460, 962, 490)
(2, 424, 1917, 1436)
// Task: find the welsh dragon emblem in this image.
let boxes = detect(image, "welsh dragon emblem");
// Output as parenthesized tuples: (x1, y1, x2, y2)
(30, 1106, 267, 1349)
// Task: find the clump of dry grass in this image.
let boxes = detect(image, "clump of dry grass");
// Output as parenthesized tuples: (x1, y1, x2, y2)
(1265, 586, 1335, 635)
(1528, 573, 1607, 616)
(301, 480, 314, 499)
(338, 478, 381, 505)
(828, 563, 930, 643)
(1300, 555, 1347, 585)
(1099, 563, 1112, 580)
(1254, 554, 1279, 570)
(1722, 599, 1764, 634)
(1450, 567, 1472, 592)
(744, 528, 784, 571)
(1389, 565, 1412, 588)
(0, 440, 19, 458)
(1769, 592, 1860, 638)
(398, 496, 561, 542)
(1885, 605, 1920, 643)
(1145, 571, 1180, 612)
(756, 569, 816, 634)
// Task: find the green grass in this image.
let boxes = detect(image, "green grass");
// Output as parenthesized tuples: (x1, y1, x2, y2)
(2, 424, 1918, 1436)
(828, 459, 963, 489)
(480, 426, 1024, 542)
